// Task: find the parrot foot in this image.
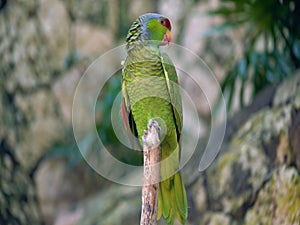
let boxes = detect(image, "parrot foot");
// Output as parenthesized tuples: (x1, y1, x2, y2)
(142, 119, 161, 148)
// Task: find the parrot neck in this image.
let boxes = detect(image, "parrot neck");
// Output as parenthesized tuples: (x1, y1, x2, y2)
(127, 43, 161, 63)
(127, 36, 160, 54)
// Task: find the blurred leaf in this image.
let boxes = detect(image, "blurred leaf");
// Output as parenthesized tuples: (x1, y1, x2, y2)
(96, 72, 143, 166)
(49, 129, 84, 168)
(210, 0, 300, 112)
(293, 40, 300, 59)
(238, 57, 247, 80)
(202, 21, 244, 37)
(64, 51, 80, 69)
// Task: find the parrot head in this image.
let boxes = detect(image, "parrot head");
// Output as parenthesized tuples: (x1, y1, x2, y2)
(126, 13, 172, 50)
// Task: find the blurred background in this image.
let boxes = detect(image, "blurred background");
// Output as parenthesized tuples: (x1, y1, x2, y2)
(1, 0, 300, 225)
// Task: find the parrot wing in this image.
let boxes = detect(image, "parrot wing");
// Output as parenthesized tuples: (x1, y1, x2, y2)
(121, 76, 141, 150)
(158, 53, 188, 224)
(161, 52, 182, 142)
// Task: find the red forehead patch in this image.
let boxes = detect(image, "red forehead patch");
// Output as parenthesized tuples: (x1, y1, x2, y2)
(160, 18, 171, 31)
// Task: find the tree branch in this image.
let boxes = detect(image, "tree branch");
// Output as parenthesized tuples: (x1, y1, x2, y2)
(140, 119, 161, 225)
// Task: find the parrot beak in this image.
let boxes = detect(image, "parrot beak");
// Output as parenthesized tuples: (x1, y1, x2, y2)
(166, 30, 172, 47)
(161, 30, 172, 47)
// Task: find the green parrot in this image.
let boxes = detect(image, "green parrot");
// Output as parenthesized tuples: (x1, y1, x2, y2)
(121, 13, 188, 225)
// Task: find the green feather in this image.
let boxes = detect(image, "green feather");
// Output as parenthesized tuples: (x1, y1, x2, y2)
(174, 172, 188, 224)
(160, 179, 171, 219)
(157, 186, 163, 220)
(168, 188, 175, 225)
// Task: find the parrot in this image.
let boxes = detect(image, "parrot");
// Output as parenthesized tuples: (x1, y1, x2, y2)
(121, 13, 188, 225)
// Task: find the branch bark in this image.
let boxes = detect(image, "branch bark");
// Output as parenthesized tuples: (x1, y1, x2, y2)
(140, 119, 161, 225)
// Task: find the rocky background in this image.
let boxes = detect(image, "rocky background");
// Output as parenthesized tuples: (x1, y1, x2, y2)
(0, 0, 299, 225)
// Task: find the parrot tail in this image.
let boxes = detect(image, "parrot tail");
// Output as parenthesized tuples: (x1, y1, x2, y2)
(157, 172, 188, 225)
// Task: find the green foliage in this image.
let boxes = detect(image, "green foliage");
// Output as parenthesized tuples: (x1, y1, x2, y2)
(64, 51, 80, 69)
(48, 129, 84, 168)
(96, 71, 142, 166)
(49, 72, 142, 168)
(209, 0, 300, 110)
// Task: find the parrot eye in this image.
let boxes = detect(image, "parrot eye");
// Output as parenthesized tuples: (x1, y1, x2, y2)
(159, 18, 171, 31)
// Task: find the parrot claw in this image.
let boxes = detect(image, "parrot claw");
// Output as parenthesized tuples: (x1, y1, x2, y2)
(142, 130, 148, 142)
(148, 119, 161, 138)
(142, 119, 161, 147)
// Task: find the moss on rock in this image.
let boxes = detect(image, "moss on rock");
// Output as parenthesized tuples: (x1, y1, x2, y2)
(244, 167, 300, 225)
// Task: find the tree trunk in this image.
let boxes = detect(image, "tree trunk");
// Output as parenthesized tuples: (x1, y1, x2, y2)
(140, 120, 161, 225)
